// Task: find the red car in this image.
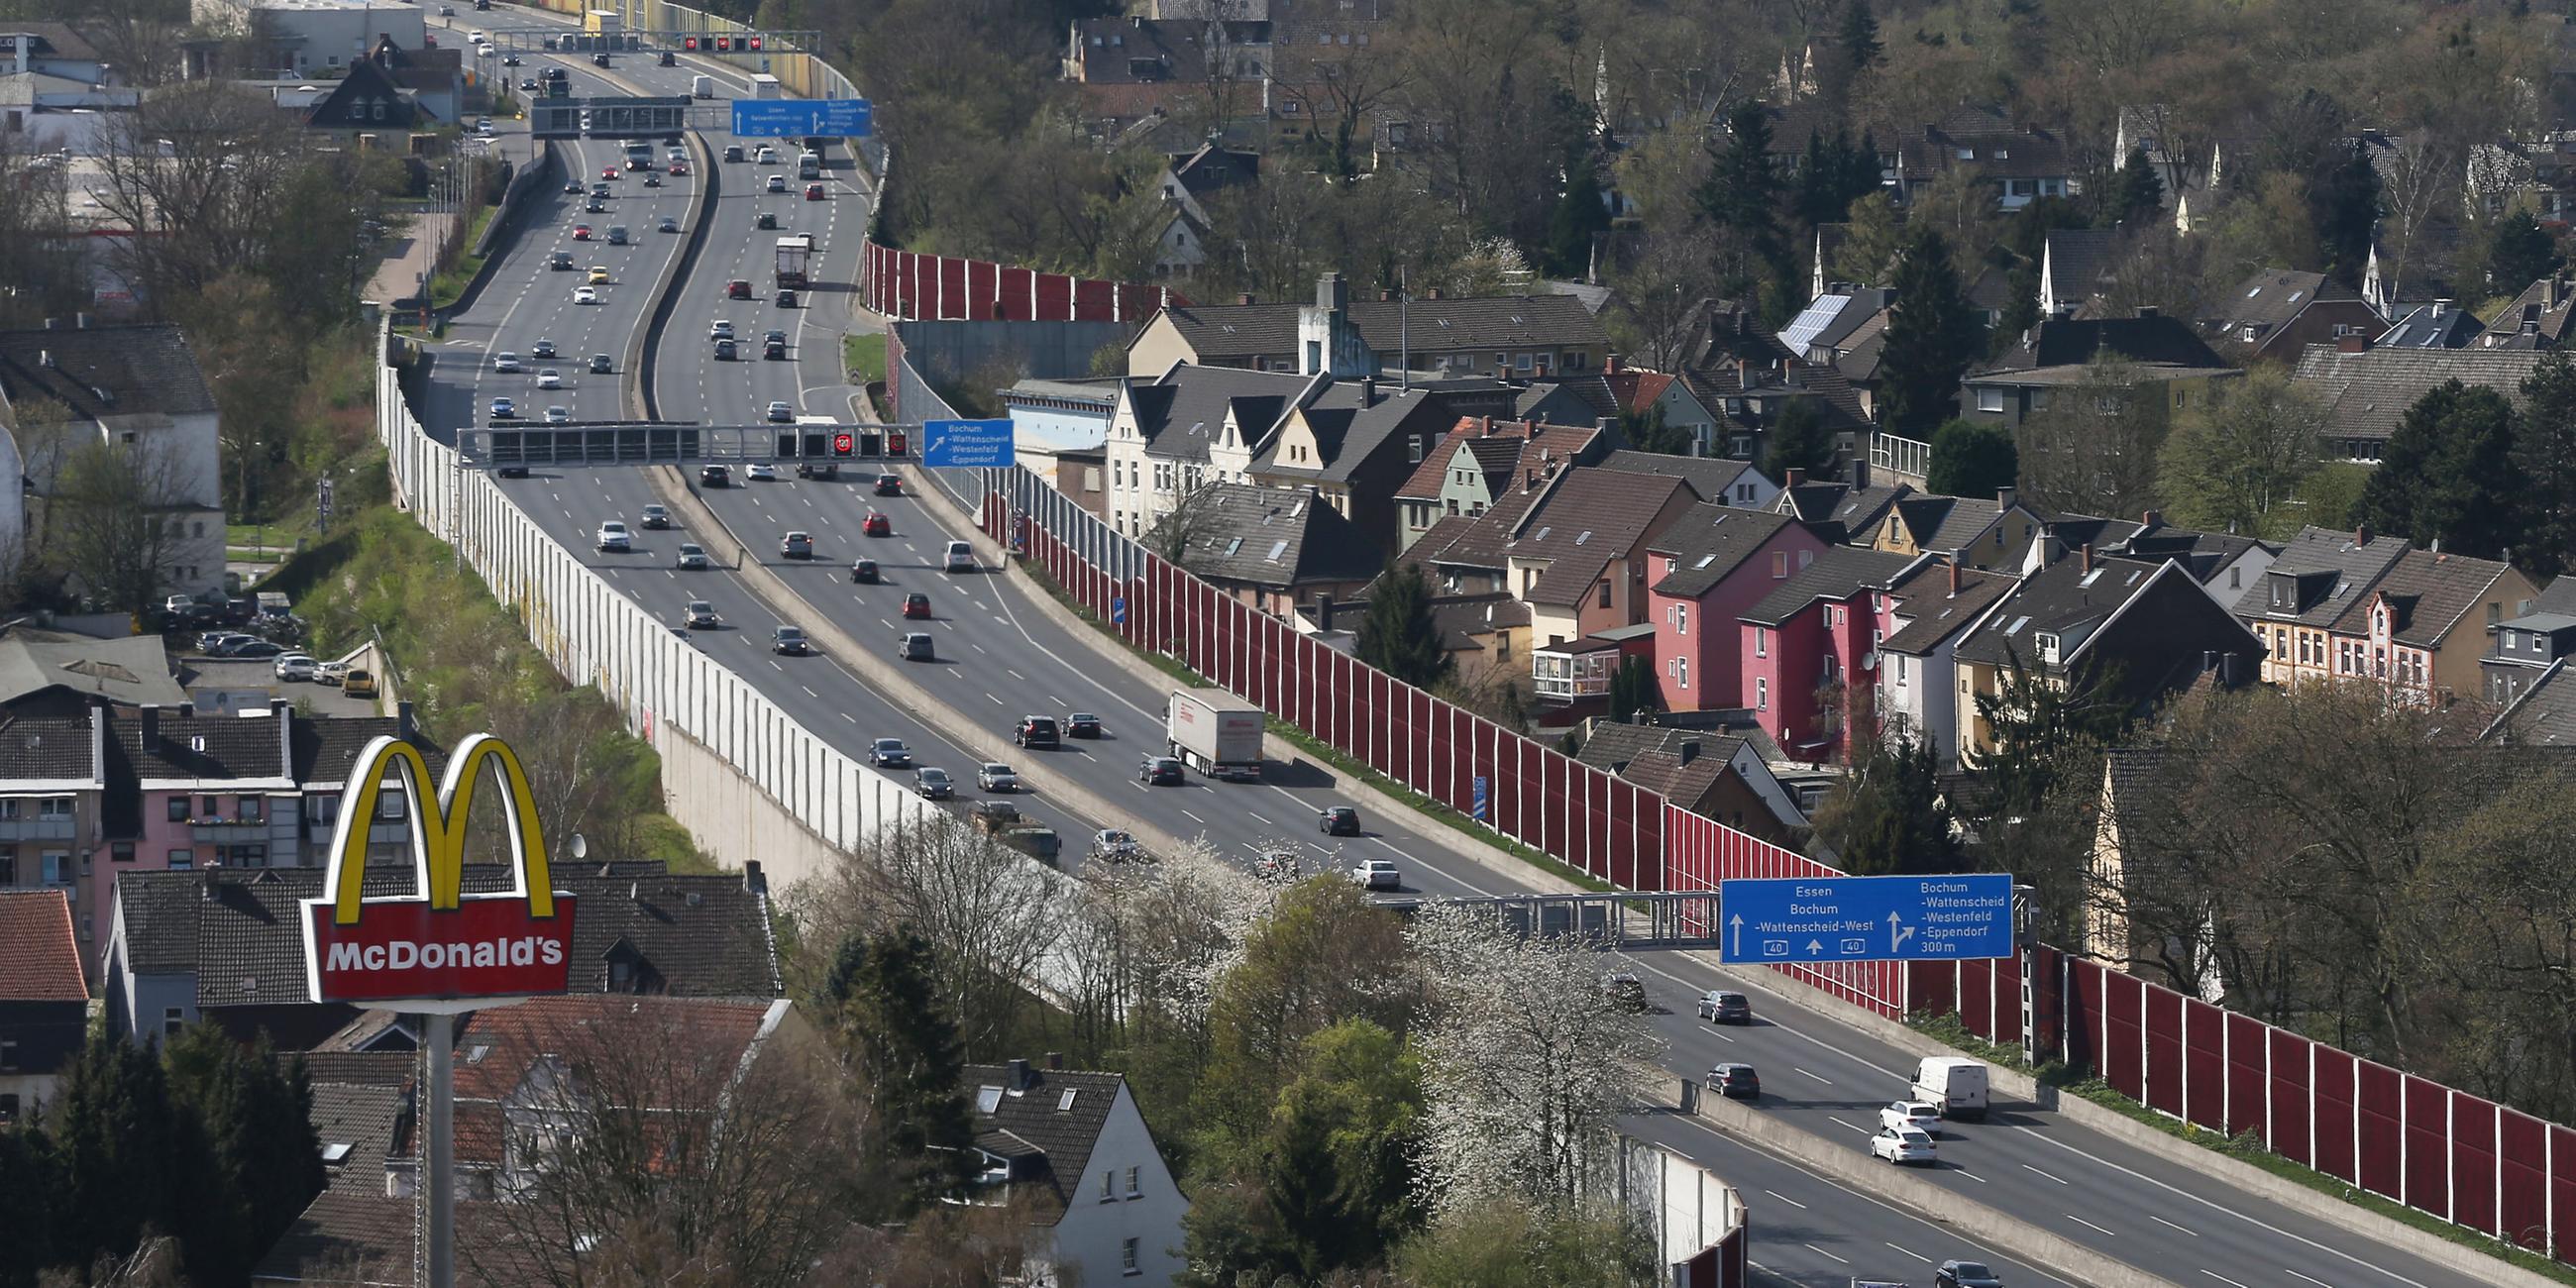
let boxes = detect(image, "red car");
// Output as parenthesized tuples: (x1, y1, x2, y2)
(863, 511, 893, 537)
(725, 278, 751, 299)
(669, 161, 689, 175)
(805, 182, 825, 201)
(902, 592, 931, 619)
(573, 225, 592, 240)
(872, 474, 902, 496)
(601, 165, 620, 179)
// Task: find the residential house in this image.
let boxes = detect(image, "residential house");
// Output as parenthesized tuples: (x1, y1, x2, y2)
(2235, 524, 2535, 701)
(1869, 487, 2047, 571)
(2484, 658, 2576, 745)
(1495, 467, 1699, 648)
(1592, 448, 1776, 511)
(1544, 365, 1722, 457)
(362, 34, 459, 126)
(1645, 503, 1828, 712)
(1756, 102, 2075, 210)
(1737, 546, 1918, 763)
(2376, 300, 2485, 350)
(1773, 460, 1914, 546)
(101, 861, 782, 1048)
(2235, 525, 2410, 687)
(1327, 567, 1531, 684)
(1101, 363, 1320, 540)
(1569, 721, 1810, 845)
(1777, 288, 1894, 367)
(2038, 227, 2119, 318)
(1063, 14, 1270, 139)
(1149, 144, 1258, 276)
(300, 54, 420, 130)
(1166, 483, 1380, 615)
(299, 1050, 413, 1201)
(2199, 268, 2382, 364)
(2044, 511, 2279, 607)
(1670, 300, 1875, 465)
(1953, 551, 2262, 762)
(1250, 376, 1515, 553)
(0, 890, 86, 1124)
(0, 23, 111, 83)
(0, 712, 103, 968)
(2482, 577, 2576, 708)
(1960, 309, 2237, 431)
(2290, 343, 2547, 462)
(2478, 274, 2576, 350)
(966, 1056, 1188, 1288)
(0, 321, 227, 598)
(1391, 415, 1601, 552)
(1876, 561, 2017, 765)
(1127, 272, 1611, 379)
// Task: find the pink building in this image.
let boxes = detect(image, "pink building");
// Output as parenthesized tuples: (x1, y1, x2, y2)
(1738, 546, 1916, 763)
(1646, 502, 1829, 710)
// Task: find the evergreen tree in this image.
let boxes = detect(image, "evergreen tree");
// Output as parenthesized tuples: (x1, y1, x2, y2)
(2487, 210, 2564, 294)
(1836, 0, 1883, 79)
(1543, 143, 1611, 279)
(163, 1026, 326, 1284)
(0, 1123, 58, 1288)
(1604, 655, 1659, 723)
(1256, 1021, 1428, 1278)
(54, 1030, 184, 1271)
(2519, 351, 2576, 578)
(823, 930, 977, 1215)
(1762, 397, 1836, 480)
(1357, 562, 1454, 691)
(1695, 102, 1787, 296)
(1969, 647, 2132, 828)
(1924, 417, 2018, 497)
(1621, 403, 1692, 457)
(2109, 148, 2164, 226)
(2309, 142, 2382, 288)
(1809, 731, 1958, 875)
(2353, 379, 2528, 561)
(1796, 128, 1884, 230)
(1878, 229, 1984, 434)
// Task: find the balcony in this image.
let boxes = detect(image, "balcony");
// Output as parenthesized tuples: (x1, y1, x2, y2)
(188, 816, 271, 843)
(0, 817, 78, 842)
(1871, 432, 1931, 484)
(1533, 647, 1618, 702)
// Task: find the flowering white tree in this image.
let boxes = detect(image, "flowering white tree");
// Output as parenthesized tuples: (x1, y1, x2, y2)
(1408, 906, 1666, 1209)
(1062, 838, 1273, 1045)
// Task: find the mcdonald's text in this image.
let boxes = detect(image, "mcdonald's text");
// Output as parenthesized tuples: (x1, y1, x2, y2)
(306, 895, 580, 1003)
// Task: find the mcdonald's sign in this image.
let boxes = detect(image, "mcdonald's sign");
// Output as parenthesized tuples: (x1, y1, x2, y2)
(300, 734, 578, 1006)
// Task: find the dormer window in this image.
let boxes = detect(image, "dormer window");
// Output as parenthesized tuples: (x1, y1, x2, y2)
(2035, 631, 2061, 664)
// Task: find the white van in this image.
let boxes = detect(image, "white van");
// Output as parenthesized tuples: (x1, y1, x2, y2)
(944, 540, 976, 574)
(1911, 1056, 1990, 1122)
(692, 73, 714, 99)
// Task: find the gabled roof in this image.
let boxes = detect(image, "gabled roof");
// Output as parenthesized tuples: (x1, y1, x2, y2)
(2486, 660, 2576, 745)
(0, 21, 101, 61)
(2290, 345, 2548, 445)
(303, 57, 418, 130)
(0, 712, 95, 781)
(2483, 275, 2576, 349)
(1742, 546, 1914, 626)
(1127, 366, 1318, 464)
(2344, 547, 2517, 648)
(1954, 554, 2182, 669)
(1255, 382, 1452, 483)
(2043, 228, 2120, 306)
(1780, 289, 1894, 356)
(964, 1063, 1130, 1222)
(308, 1079, 407, 1195)
(1504, 469, 1693, 607)
(2229, 525, 2409, 626)
(107, 706, 286, 785)
(450, 994, 781, 1101)
(1391, 416, 1596, 500)
(1171, 483, 1381, 590)
(0, 629, 184, 708)
(1413, 483, 1552, 573)
(1886, 494, 2009, 554)
(2203, 268, 2365, 336)
(290, 715, 438, 789)
(1984, 313, 2230, 374)
(2377, 302, 2484, 350)
(0, 890, 85, 1001)
(1571, 723, 1748, 806)
(1880, 562, 2017, 655)
(1147, 294, 1608, 363)
(1776, 478, 1913, 542)
(1593, 449, 1762, 504)
(0, 323, 216, 420)
(1647, 503, 1799, 598)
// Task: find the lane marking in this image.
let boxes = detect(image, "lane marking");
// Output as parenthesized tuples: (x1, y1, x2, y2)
(1883, 1242, 1929, 1264)
(1762, 1189, 1806, 1211)
(2067, 1214, 2116, 1236)
(2023, 1164, 2069, 1186)
(1181, 809, 1205, 824)
(2149, 1215, 2199, 1237)
(1794, 1067, 1831, 1085)
(1829, 1117, 1867, 1134)
(1803, 1244, 1846, 1265)
(2283, 1273, 2333, 1288)
(1955, 1168, 1986, 1183)
(2201, 1274, 2253, 1288)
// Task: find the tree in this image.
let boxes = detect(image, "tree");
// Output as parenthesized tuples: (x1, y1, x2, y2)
(2485, 209, 2563, 294)
(1358, 563, 1455, 692)
(1834, 0, 1883, 83)
(2308, 141, 2382, 288)
(0, 1122, 57, 1286)
(43, 439, 207, 616)
(2013, 358, 2172, 518)
(161, 1026, 324, 1285)
(54, 1030, 183, 1272)
(1620, 402, 1693, 458)
(2155, 368, 2327, 539)
(2518, 351, 2576, 578)
(816, 930, 977, 1217)
(2353, 379, 2527, 561)
(1763, 398, 1835, 480)
(1877, 229, 1984, 434)
(1694, 102, 1787, 297)
(1924, 418, 2018, 497)
(1543, 143, 1611, 278)
(1607, 222, 1723, 372)
(1828, 190, 1905, 287)
(1201, 880, 1420, 1151)
(1794, 128, 1881, 230)
(1394, 1200, 1658, 1288)
(1602, 654, 1658, 724)
(2107, 147, 2165, 226)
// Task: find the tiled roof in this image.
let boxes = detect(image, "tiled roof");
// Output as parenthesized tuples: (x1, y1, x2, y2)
(2229, 525, 2408, 627)
(964, 1063, 1128, 1221)
(2533, 575, 2576, 617)
(1173, 484, 1381, 590)
(2290, 345, 2547, 445)
(0, 712, 95, 780)
(309, 1080, 407, 1195)
(1833, 310, 1890, 381)
(0, 629, 184, 708)
(1777, 478, 1913, 542)
(1415, 473, 1556, 572)
(1572, 722, 1743, 800)
(114, 867, 204, 975)
(1127, 367, 1317, 464)
(1647, 503, 1799, 598)
(299, 1050, 417, 1085)
(291, 716, 439, 788)
(1881, 563, 2017, 655)
(1594, 450, 1761, 504)
(1506, 469, 1693, 607)
(254, 1191, 551, 1286)
(1953, 554, 2176, 668)
(2203, 268, 2363, 336)
(1886, 495, 2007, 554)
(2488, 661, 2576, 745)
(1255, 382, 1452, 483)
(2043, 228, 2119, 306)
(2347, 547, 2516, 648)
(107, 707, 287, 784)
(1986, 314, 2230, 373)
(2483, 275, 2576, 348)
(2377, 302, 2484, 350)
(1152, 293, 1609, 362)
(0, 20, 101, 60)
(450, 995, 780, 1102)
(0, 324, 217, 420)
(1742, 546, 1914, 626)
(0, 890, 85, 1001)
(1068, 16, 1231, 85)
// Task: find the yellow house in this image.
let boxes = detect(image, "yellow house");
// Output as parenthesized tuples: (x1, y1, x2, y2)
(1872, 488, 2047, 571)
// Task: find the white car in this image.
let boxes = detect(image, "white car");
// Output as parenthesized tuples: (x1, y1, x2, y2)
(1091, 828, 1140, 861)
(1879, 1101, 1944, 1137)
(271, 653, 317, 682)
(573, 285, 599, 304)
(1870, 1126, 1937, 1166)
(1349, 859, 1400, 890)
(745, 463, 778, 481)
(709, 319, 735, 341)
(544, 405, 570, 424)
(536, 369, 562, 389)
(976, 762, 1020, 792)
(492, 351, 522, 373)
(316, 660, 351, 686)
(943, 540, 976, 573)
(755, 145, 777, 162)
(765, 173, 788, 192)
(764, 400, 793, 422)
(595, 520, 631, 552)
(676, 542, 709, 569)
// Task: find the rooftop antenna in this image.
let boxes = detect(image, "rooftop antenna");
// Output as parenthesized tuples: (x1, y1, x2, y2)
(1400, 264, 1411, 392)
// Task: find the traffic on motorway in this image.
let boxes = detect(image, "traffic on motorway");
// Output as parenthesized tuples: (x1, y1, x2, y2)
(414, 15, 2505, 1287)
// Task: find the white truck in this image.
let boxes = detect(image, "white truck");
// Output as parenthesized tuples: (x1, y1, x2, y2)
(774, 234, 813, 288)
(1166, 689, 1263, 782)
(1911, 1056, 1990, 1122)
(691, 74, 715, 99)
(747, 72, 783, 99)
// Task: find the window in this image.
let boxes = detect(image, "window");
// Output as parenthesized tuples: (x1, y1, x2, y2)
(1101, 1169, 1116, 1201)
(1674, 604, 1688, 636)
(112, 842, 133, 863)
(1306, 340, 1322, 371)
(1755, 626, 1768, 658)
(1123, 1237, 1140, 1275)
(39, 797, 69, 819)
(2489, 602, 2504, 629)
(199, 796, 217, 817)
(168, 851, 191, 870)
(238, 797, 263, 822)
(1771, 551, 1789, 579)
(1597, 581, 1612, 608)
(163, 1008, 184, 1038)
(313, 797, 339, 825)
(1896, 654, 1909, 682)
(378, 792, 406, 821)
(1975, 387, 2006, 413)
(1126, 1165, 1141, 1198)
(1755, 678, 1769, 710)
(1676, 659, 1689, 690)
(0, 1039, 15, 1071)
(167, 798, 187, 822)
(0, 854, 12, 884)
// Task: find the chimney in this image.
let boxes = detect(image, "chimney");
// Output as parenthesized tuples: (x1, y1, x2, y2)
(2081, 542, 2095, 574)
(1948, 560, 1962, 595)
(141, 704, 162, 755)
(396, 699, 418, 741)
(1359, 376, 1376, 405)
(1425, 287, 1444, 300)
(2134, 305, 2159, 319)
(1678, 739, 1701, 765)
(1784, 468, 1806, 486)
(1046, 1050, 1065, 1071)
(1850, 458, 1871, 490)
(2337, 332, 2372, 353)
(1317, 270, 1347, 312)
(74, 312, 91, 329)
(2432, 298, 2451, 318)
(1236, 292, 1256, 306)
(1007, 1057, 1032, 1090)
(200, 867, 220, 902)
(178, 701, 194, 718)
(1605, 354, 1622, 375)
(1995, 485, 2015, 511)
(2140, 509, 2163, 531)
(2551, 277, 2567, 310)
(1315, 592, 1336, 633)
(2355, 523, 2372, 546)
(1379, 289, 1394, 301)
(743, 860, 767, 895)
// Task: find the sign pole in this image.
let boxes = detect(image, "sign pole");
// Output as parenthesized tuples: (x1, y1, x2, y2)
(425, 1009, 457, 1288)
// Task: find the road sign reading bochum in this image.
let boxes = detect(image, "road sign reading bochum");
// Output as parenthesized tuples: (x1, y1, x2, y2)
(1718, 873, 2014, 964)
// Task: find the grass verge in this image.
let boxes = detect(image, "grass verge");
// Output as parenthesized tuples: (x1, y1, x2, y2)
(1011, 556, 1608, 894)
(842, 332, 886, 385)
(1905, 1013, 2576, 1284)
(426, 203, 500, 308)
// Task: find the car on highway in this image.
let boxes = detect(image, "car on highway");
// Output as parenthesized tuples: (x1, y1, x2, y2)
(590, 51, 610, 65)
(780, 530, 813, 559)
(1603, 971, 1648, 1012)
(897, 631, 934, 661)
(723, 145, 744, 162)
(492, 351, 523, 373)
(587, 264, 610, 283)
(771, 625, 812, 656)
(594, 521, 631, 552)
(584, 197, 607, 213)
(943, 541, 976, 573)
(699, 464, 731, 487)
(864, 511, 893, 537)
(638, 503, 671, 529)
(1138, 755, 1184, 786)
(1320, 805, 1360, 835)
(272, 653, 318, 682)
(912, 767, 953, 801)
(495, 464, 529, 479)
(710, 322, 735, 344)
(602, 165, 620, 179)
(589, 354, 613, 374)
(726, 278, 751, 298)
(805, 182, 826, 200)
(850, 558, 879, 584)
(755, 211, 778, 230)
(776, 288, 797, 308)
(563, 178, 583, 194)
(796, 461, 836, 479)
(573, 285, 598, 304)
(1869, 1126, 1938, 1166)
(976, 762, 1019, 792)
(642, 171, 661, 187)
(590, 180, 611, 198)
(872, 473, 902, 496)
(521, 76, 538, 91)
(684, 599, 720, 630)
(605, 226, 627, 245)
(764, 173, 787, 192)
(659, 216, 679, 233)
(1091, 828, 1141, 861)
(1349, 859, 1401, 891)
(901, 591, 930, 619)
(1879, 1101, 1945, 1137)
(573, 224, 592, 240)
(713, 338, 737, 361)
(1709, 1063, 1762, 1100)
(1065, 711, 1104, 739)
(500, 54, 520, 65)
(549, 250, 574, 268)
(868, 738, 912, 768)
(763, 337, 787, 360)
(756, 145, 777, 162)
(544, 405, 570, 424)
(1015, 715, 1059, 749)
(745, 463, 778, 482)
(1934, 1261, 2004, 1288)
(1697, 991, 1752, 1024)
(669, 160, 688, 175)
(531, 339, 558, 359)
(676, 542, 709, 569)
(488, 396, 517, 419)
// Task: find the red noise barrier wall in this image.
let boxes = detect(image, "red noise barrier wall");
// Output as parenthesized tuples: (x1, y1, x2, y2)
(861, 242, 1177, 322)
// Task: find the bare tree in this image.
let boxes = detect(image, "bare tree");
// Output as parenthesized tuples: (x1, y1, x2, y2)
(1607, 223, 1719, 372)
(2011, 358, 2174, 518)
(1059, 838, 1271, 1055)
(90, 80, 309, 309)
(41, 439, 202, 614)
(2375, 134, 2460, 311)
(0, 135, 77, 329)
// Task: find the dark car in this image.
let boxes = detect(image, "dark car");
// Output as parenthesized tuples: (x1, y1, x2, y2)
(713, 338, 737, 361)
(872, 473, 902, 496)
(227, 639, 285, 660)
(591, 52, 610, 65)
(496, 464, 530, 479)
(723, 145, 744, 162)
(863, 511, 893, 537)
(1603, 972, 1648, 1013)
(771, 625, 811, 656)
(699, 464, 732, 487)
(1320, 805, 1361, 836)
(658, 49, 676, 65)
(1139, 756, 1184, 786)
(912, 767, 953, 800)
(763, 338, 787, 361)
(562, 179, 582, 193)
(1065, 711, 1104, 739)
(1935, 1261, 2004, 1288)
(1709, 1063, 1761, 1101)
(775, 288, 797, 308)
(901, 591, 930, 620)
(755, 210, 777, 230)
(850, 558, 879, 584)
(1015, 715, 1059, 749)
(1697, 990, 1752, 1024)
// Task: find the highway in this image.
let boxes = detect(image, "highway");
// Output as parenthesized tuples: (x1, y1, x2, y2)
(412, 13, 2505, 1287)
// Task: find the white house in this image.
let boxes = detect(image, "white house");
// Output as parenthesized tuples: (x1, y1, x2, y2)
(1100, 363, 1325, 540)
(1876, 561, 2017, 768)
(966, 1058, 1189, 1286)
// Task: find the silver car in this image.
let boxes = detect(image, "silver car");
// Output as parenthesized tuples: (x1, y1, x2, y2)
(976, 762, 1020, 792)
(676, 542, 709, 569)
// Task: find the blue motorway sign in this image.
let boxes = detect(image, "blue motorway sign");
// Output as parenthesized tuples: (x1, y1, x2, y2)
(1718, 873, 2014, 964)
(921, 418, 1016, 469)
(729, 98, 873, 138)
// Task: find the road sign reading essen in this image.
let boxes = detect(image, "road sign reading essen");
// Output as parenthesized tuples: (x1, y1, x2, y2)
(1718, 873, 2013, 964)
(729, 98, 872, 138)
(921, 418, 1017, 468)
(301, 734, 577, 1006)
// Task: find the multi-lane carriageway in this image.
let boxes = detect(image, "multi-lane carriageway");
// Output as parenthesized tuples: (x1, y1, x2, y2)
(416, 12, 2513, 1287)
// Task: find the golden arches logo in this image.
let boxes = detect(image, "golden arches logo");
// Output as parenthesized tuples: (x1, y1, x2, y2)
(320, 733, 559, 925)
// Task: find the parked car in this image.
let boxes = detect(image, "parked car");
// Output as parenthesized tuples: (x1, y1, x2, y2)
(1709, 1063, 1762, 1100)
(1697, 991, 1752, 1024)
(1138, 755, 1184, 786)
(316, 660, 351, 687)
(1870, 1127, 1937, 1166)
(868, 738, 912, 768)
(1015, 715, 1059, 749)
(771, 625, 812, 655)
(227, 639, 284, 660)
(1602, 971, 1648, 1013)
(1065, 711, 1104, 738)
(912, 767, 954, 800)
(1879, 1102, 1945, 1137)
(1320, 805, 1360, 835)
(676, 543, 710, 570)
(976, 762, 1020, 792)
(1349, 859, 1401, 891)
(272, 653, 318, 682)
(344, 669, 378, 698)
